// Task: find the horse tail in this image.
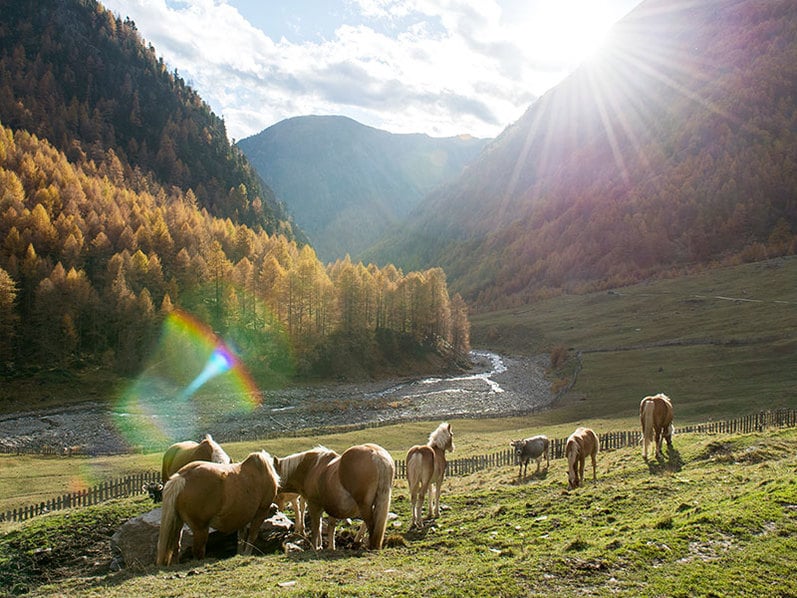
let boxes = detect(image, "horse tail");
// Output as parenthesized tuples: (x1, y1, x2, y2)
(640, 399, 655, 456)
(156, 475, 186, 566)
(369, 452, 395, 550)
(407, 449, 423, 490)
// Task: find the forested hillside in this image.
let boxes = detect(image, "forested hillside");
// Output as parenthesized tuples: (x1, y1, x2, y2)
(0, 123, 470, 379)
(238, 116, 487, 261)
(0, 0, 294, 237)
(0, 0, 471, 384)
(368, 0, 797, 309)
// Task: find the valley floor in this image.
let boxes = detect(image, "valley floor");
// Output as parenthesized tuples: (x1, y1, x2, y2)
(0, 352, 554, 455)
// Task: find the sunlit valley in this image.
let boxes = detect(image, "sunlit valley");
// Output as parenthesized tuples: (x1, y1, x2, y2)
(1, 0, 796, 594)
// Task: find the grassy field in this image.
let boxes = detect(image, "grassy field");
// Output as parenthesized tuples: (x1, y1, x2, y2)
(2, 427, 796, 597)
(470, 256, 797, 425)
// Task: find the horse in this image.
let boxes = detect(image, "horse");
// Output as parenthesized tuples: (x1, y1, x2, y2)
(565, 427, 599, 489)
(275, 491, 306, 536)
(406, 422, 454, 528)
(161, 434, 231, 483)
(640, 393, 674, 460)
(510, 435, 549, 479)
(273, 443, 395, 551)
(156, 450, 280, 566)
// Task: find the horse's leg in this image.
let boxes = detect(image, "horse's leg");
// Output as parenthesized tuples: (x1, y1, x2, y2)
(240, 509, 269, 555)
(293, 496, 305, 536)
(591, 452, 597, 481)
(172, 526, 183, 564)
(326, 516, 338, 550)
(432, 479, 443, 518)
(418, 477, 432, 523)
(192, 526, 209, 560)
(579, 457, 585, 487)
(307, 504, 324, 551)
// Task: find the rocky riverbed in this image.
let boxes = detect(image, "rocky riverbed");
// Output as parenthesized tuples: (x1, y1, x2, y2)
(0, 351, 555, 455)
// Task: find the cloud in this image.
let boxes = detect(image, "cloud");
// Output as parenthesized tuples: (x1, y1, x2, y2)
(100, 0, 606, 140)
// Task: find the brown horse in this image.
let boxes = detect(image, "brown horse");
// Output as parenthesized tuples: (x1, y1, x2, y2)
(640, 393, 674, 460)
(155, 450, 280, 566)
(406, 422, 454, 528)
(274, 444, 395, 551)
(565, 427, 599, 489)
(161, 434, 231, 483)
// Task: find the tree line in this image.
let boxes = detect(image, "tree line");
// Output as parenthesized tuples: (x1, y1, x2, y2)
(0, 122, 470, 380)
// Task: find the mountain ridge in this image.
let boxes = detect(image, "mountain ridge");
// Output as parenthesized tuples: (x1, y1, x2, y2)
(238, 114, 488, 261)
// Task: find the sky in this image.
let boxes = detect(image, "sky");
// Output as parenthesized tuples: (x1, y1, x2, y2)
(100, 0, 643, 141)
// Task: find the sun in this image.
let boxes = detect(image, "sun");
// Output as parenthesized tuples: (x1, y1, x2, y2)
(516, 1, 621, 69)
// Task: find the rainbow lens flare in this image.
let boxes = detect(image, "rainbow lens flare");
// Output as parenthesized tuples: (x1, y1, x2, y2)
(113, 310, 261, 450)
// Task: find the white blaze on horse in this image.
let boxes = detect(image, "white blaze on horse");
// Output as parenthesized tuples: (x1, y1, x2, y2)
(273, 443, 395, 551)
(640, 393, 674, 460)
(510, 435, 549, 479)
(161, 434, 231, 483)
(155, 450, 280, 566)
(565, 427, 599, 489)
(406, 422, 454, 528)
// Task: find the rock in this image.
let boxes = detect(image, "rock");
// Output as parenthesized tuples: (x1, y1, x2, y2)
(111, 508, 295, 568)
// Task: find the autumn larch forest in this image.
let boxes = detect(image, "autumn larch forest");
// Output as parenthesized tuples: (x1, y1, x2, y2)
(0, 0, 471, 383)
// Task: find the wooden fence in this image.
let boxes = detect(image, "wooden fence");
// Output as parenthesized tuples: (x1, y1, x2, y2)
(0, 471, 160, 524)
(3, 409, 796, 524)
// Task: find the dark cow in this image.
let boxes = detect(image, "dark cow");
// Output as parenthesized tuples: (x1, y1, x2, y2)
(510, 435, 550, 479)
(144, 482, 164, 502)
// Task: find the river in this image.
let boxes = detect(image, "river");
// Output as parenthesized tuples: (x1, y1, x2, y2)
(0, 351, 554, 454)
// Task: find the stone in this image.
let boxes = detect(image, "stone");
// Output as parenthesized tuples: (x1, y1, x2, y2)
(111, 508, 295, 568)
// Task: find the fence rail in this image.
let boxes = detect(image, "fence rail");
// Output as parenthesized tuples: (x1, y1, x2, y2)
(2, 409, 796, 524)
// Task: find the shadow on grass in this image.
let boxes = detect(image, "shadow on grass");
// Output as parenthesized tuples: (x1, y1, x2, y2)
(646, 446, 683, 473)
(513, 468, 550, 485)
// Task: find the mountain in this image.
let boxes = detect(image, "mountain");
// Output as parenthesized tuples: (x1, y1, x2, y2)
(237, 115, 488, 262)
(366, 0, 797, 309)
(0, 0, 296, 239)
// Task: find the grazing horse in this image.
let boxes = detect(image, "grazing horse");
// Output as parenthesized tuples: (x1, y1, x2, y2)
(406, 422, 454, 528)
(274, 444, 395, 551)
(510, 435, 549, 479)
(156, 450, 280, 566)
(161, 434, 231, 483)
(565, 427, 599, 489)
(640, 393, 674, 460)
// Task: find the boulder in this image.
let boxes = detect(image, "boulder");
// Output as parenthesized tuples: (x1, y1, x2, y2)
(111, 508, 296, 569)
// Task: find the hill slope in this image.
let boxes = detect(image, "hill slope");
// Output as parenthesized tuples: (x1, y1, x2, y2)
(238, 115, 487, 261)
(5, 426, 797, 596)
(0, 0, 295, 237)
(368, 0, 797, 308)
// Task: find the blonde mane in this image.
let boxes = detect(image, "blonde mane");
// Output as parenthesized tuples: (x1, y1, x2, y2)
(428, 422, 452, 450)
(278, 446, 336, 481)
(204, 434, 231, 464)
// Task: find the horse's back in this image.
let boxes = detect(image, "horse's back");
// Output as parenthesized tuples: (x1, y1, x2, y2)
(406, 444, 435, 477)
(339, 444, 394, 501)
(568, 427, 598, 456)
(641, 394, 673, 429)
(162, 440, 199, 481)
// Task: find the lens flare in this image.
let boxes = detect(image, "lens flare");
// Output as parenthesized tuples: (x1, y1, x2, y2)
(113, 310, 261, 450)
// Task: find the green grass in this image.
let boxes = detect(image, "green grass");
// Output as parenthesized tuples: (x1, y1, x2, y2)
(471, 257, 797, 425)
(3, 427, 796, 597)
